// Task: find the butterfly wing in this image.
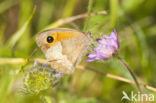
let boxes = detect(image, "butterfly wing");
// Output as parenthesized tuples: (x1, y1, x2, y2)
(61, 31, 91, 67)
(36, 28, 91, 74)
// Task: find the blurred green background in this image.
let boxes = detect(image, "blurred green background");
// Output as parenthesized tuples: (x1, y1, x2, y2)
(0, 0, 156, 103)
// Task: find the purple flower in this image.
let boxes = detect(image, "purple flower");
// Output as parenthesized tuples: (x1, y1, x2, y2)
(86, 30, 119, 62)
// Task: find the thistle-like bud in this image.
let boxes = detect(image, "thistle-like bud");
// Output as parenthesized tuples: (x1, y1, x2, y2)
(22, 63, 62, 95)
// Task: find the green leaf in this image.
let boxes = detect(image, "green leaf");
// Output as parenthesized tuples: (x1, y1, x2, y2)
(6, 7, 36, 48)
(62, 0, 78, 18)
(83, 0, 94, 32)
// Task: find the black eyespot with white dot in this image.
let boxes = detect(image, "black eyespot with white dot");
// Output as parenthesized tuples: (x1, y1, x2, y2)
(47, 36, 54, 43)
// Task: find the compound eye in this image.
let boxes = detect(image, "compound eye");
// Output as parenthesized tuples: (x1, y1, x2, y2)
(47, 36, 54, 43)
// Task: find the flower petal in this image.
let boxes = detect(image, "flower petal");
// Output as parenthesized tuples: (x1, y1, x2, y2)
(85, 58, 96, 62)
(87, 53, 97, 58)
(110, 29, 117, 40)
(86, 29, 119, 62)
(97, 52, 110, 59)
(96, 38, 101, 42)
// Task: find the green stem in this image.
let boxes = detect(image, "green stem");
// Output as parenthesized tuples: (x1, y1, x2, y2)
(117, 56, 142, 94)
(44, 96, 52, 103)
(41, 95, 52, 103)
(83, 0, 93, 32)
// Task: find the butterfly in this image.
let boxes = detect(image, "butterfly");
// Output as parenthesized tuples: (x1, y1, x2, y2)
(36, 28, 91, 74)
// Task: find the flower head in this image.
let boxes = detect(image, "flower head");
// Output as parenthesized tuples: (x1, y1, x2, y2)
(86, 30, 119, 62)
(21, 63, 62, 95)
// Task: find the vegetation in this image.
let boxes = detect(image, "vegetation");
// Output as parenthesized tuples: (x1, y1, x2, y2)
(0, 0, 156, 103)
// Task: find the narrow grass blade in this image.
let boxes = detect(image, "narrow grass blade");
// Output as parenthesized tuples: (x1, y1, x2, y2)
(6, 7, 36, 48)
(83, 0, 94, 32)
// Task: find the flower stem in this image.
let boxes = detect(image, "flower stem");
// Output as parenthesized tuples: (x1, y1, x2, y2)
(117, 56, 142, 93)
(40, 95, 52, 103)
(44, 96, 52, 103)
